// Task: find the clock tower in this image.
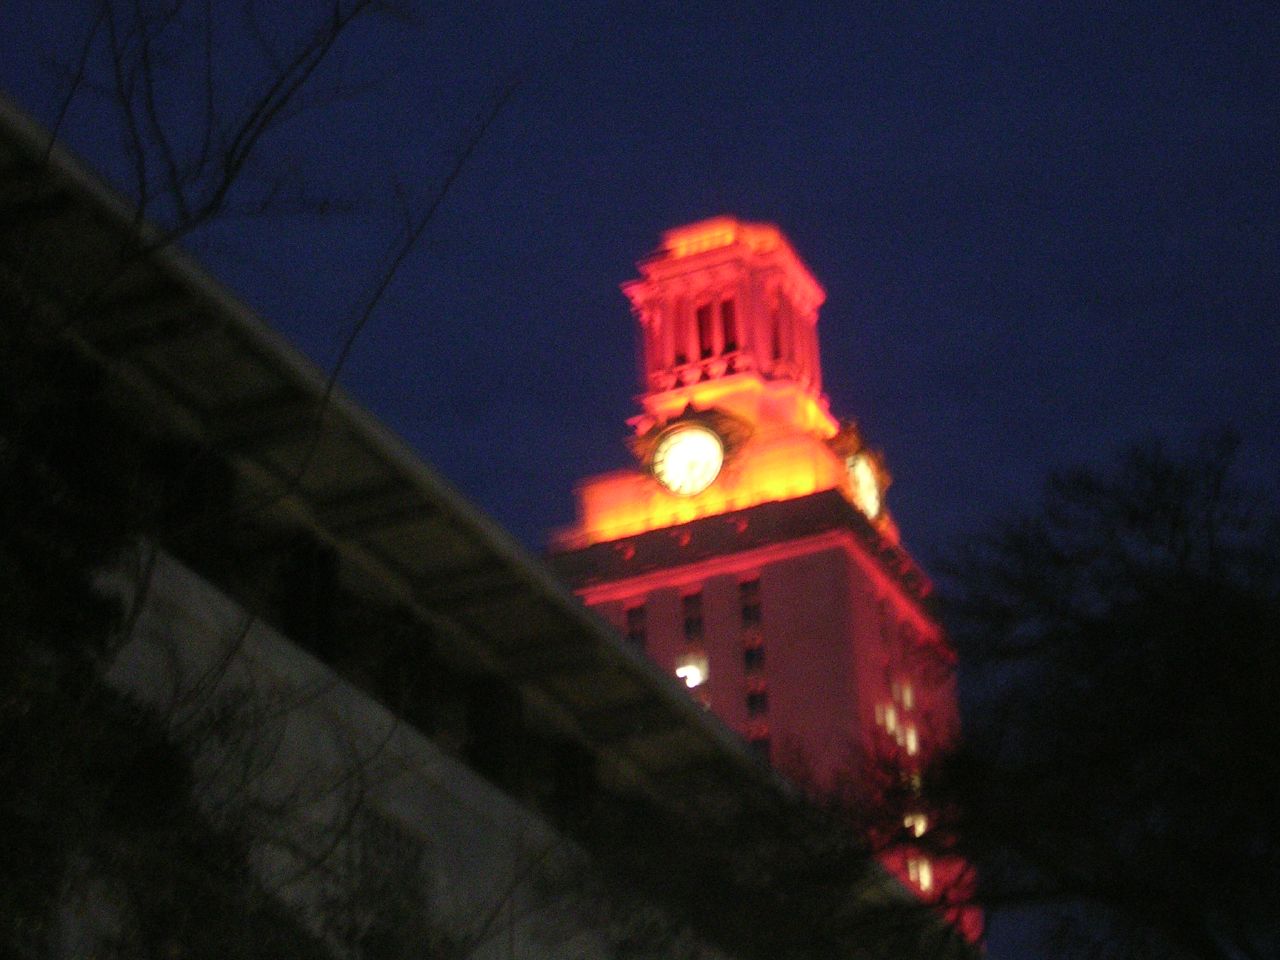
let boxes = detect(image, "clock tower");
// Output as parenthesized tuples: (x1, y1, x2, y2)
(550, 217, 966, 918)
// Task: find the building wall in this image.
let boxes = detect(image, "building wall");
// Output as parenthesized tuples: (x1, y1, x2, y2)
(581, 531, 950, 792)
(103, 546, 694, 960)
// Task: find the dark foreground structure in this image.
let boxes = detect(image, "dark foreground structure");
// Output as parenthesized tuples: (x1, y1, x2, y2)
(0, 97, 971, 960)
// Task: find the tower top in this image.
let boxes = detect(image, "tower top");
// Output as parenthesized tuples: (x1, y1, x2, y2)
(652, 216, 816, 273)
(553, 218, 897, 550)
(624, 217, 826, 403)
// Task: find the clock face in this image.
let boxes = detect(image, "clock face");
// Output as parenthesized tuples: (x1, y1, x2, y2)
(652, 424, 724, 496)
(848, 453, 882, 519)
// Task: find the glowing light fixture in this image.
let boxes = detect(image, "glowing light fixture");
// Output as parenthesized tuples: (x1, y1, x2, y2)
(675, 653, 709, 688)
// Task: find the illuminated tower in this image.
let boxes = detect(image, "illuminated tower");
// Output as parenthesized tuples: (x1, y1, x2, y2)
(550, 217, 961, 906)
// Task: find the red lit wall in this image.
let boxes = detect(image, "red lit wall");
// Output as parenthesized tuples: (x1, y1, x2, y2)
(580, 526, 954, 785)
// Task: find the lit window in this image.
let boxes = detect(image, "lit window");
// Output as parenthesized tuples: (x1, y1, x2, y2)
(675, 653, 708, 689)
(880, 701, 901, 732)
(903, 812, 928, 838)
(892, 680, 914, 711)
(904, 724, 919, 756)
(907, 856, 933, 892)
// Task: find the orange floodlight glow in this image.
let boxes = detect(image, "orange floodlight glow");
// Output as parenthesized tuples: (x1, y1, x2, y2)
(566, 427, 849, 547)
(662, 217, 785, 260)
(639, 374, 839, 439)
(555, 215, 900, 549)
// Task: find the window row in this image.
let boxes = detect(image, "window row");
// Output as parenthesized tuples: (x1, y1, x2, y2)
(622, 580, 762, 650)
(874, 702, 920, 756)
(670, 298, 739, 367)
(672, 649, 768, 692)
(671, 653, 768, 723)
(654, 293, 814, 378)
(906, 855, 933, 892)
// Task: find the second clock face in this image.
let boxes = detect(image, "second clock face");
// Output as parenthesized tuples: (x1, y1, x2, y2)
(849, 452, 881, 519)
(652, 424, 724, 496)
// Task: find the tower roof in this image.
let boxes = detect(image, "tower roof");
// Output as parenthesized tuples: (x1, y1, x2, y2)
(643, 216, 825, 305)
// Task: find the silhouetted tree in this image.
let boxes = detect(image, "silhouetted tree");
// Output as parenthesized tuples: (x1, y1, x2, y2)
(928, 432, 1280, 960)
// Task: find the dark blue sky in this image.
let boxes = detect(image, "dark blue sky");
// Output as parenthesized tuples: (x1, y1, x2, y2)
(3, 0, 1277, 575)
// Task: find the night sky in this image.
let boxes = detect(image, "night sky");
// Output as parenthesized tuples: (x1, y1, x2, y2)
(2, 2, 1277, 573)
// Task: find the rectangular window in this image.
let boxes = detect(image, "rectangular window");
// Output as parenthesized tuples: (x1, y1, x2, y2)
(746, 690, 768, 716)
(743, 644, 764, 672)
(682, 592, 703, 641)
(720, 299, 737, 352)
(624, 605, 646, 650)
(739, 579, 761, 627)
(696, 304, 714, 359)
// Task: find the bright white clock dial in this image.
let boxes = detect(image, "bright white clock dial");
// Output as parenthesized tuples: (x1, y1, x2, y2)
(652, 425, 724, 496)
(848, 452, 881, 519)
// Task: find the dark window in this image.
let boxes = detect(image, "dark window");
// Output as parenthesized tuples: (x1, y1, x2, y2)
(682, 592, 704, 641)
(743, 645, 765, 671)
(740, 579, 761, 626)
(547, 740, 596, 824)
(624, 605, 646, 650)
(747, 690, 768, 716)
(465, 678, 524, 788)
(673, 298, 688, 366)
(771, 313, 782, 361)
(749, 736, 771, 763)
(276, 535, 338, 657)
(720, 299, 737, 352)
(696, 304, 714, 359)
